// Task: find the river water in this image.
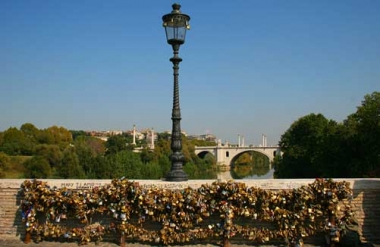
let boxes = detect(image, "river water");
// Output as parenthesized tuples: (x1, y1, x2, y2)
(217, 168, 274, 180)
(242, 168, 274, 179)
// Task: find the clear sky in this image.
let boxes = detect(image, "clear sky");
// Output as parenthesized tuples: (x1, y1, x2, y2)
(1, 0, 379, 145)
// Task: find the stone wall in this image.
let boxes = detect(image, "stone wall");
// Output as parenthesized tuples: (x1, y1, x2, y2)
(1, 178, 379, 245)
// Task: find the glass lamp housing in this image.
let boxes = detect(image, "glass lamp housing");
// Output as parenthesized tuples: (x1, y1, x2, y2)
(162, 3, 190, 45)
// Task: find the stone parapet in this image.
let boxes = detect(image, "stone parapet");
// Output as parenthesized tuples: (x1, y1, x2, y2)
(4, 178, 379, 190)
(1, 178, 380, 245)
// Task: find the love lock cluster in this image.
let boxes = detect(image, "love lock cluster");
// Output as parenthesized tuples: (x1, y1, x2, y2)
(19, 178, 356, 246)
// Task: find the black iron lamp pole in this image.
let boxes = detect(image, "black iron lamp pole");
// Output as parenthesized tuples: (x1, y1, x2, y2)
(162, 3, 190, 181)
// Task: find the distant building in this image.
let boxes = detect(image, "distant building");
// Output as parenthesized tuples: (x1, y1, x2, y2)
(163, 130, 188, 136)
(109, 130, 122, 136)
(97, 136, 108, 142)
(188, 134, 216, 142)
(85, 127, 218, 145)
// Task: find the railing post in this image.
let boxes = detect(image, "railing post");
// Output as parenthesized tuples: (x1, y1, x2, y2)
(222, 238, 231, 247)
(24, 231, 31, 244)
(222, 201, 233, 247)
(119, 233, 126, 247)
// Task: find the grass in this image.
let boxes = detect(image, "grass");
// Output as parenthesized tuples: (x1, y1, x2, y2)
(3, 156, 31, 178)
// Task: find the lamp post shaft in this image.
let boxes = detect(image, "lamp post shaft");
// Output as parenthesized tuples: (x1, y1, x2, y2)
(166, 44, 188, 181)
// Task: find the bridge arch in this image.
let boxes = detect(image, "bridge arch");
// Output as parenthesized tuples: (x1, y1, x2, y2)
(228, 149, 271, 168)
(196, 151, 215, 159)
(230, 150, 270, 165)
(194, 146, 280, 168)
(229, 150, 271, 179)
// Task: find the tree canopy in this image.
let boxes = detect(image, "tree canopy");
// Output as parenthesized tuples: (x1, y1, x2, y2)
(274, 91, 380, 178)
(0, 124, 217, 179)
(2, 91, 378, 179)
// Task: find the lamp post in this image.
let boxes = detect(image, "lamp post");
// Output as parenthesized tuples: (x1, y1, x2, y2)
(162, 3, 190, 181)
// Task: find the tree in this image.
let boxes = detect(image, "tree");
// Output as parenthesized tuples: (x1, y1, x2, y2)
(105, 135, 128, 155)
(274, 113, 337, 178)
(70, 130, 87, 140)
(273, 92, 380, 179)
(153, 133, 217, 179)
(0, 132, 3, 150)
(104, 151, 142, 179)
(36, 129, 55, 145)
(317, 122, 350, 178)
(0, 152, 11, 178)
(140, 147, 155, 164)
(154, 138, 171, 162)
(344, 92, 380, 177)
(23, 156, 51, 178)
(141, 162, 162, 179)
(181, 136, 198, 163)
(33, 144, 63, 168)
(0, 127, 30, 155)
(183, 162, 197, 178)
(46, 126, 73, 149)
(190, 139, 216, 147)
(20, 123, 39, 142)
(56, 147, 85, 178)
(20, 123, 39, 153)
(74, 136, 106, 178)
(158, 155, 171, 178)
(85, 155, 107, 179)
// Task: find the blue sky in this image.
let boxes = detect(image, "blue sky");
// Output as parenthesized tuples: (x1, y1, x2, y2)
(1, 0, 379, 145)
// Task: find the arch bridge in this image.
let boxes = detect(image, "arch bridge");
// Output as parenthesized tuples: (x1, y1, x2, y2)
(194, 144, 281, 168)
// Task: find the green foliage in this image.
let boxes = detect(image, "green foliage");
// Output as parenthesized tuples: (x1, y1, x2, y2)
(189, 139, 216, 147)
(0, 152, 11, 178)
(83, 155, 107, 179)
(70, 130, 88, 140)
(56, 147, 85, 179)
(20, 123, 39, 148)
(0, 123, 217, 179)
(0, 132, 3, 149)
(140, 162, 162, 179)
(275, 113, 336, 178)
(154, 138, 171, 160)
(33, 144, 63, 168)
(105, 151, 143, 179)
(46, 126, 73, 144)
(272, 155, 283, 179)
(140, 147, 155, 164)
(343, 92, 380, 177)
(73, 136, 106, 177)
(157, 132, 171, 141)
(3, 92, 378, 179)
(23, 156, 51, 178)
(275, 91, 380, 178)
(122, 132, 133, 144)
(36, 129, 55, 145)
(0, 127, 31, 155)
(105, 135, 128, 155)
(184, 155, 217, 179)
(77, 135, 105, 154)
(275, 113, 350, 178)
(6, 156, 31, 178)
(158, 155, 171, 178)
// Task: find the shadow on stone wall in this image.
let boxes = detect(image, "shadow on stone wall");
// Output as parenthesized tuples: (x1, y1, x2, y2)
(353, 179, 380, 245)
(13, 192, 25, 241)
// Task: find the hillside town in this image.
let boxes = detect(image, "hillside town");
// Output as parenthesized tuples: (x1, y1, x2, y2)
(85, 125, 217, 144)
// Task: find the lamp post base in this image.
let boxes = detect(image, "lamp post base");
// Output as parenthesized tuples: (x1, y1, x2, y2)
(166, 152, 188, 181)
(166, 168, 188, 181)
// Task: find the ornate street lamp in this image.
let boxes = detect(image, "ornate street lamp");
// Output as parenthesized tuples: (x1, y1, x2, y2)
(162, 3, 190, 181)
